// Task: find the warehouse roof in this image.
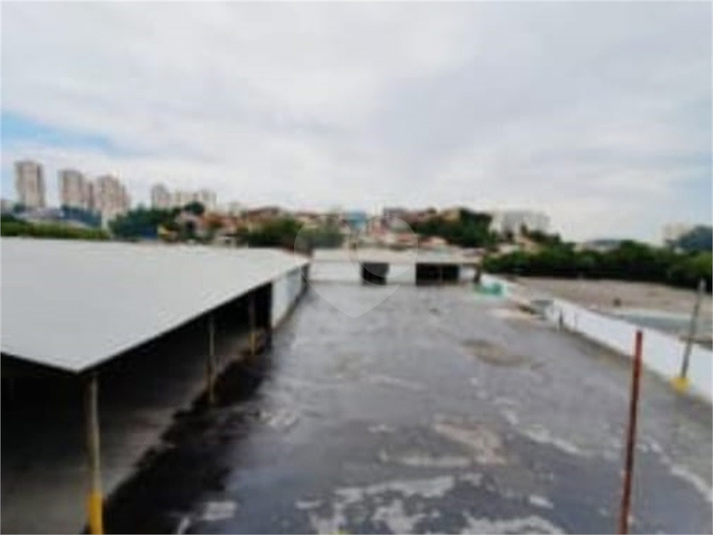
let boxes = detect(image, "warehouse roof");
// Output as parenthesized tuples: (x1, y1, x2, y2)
(1, 238, 308, 372)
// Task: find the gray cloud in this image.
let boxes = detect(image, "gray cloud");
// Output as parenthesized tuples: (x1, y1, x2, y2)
(1, 2, 710, 241)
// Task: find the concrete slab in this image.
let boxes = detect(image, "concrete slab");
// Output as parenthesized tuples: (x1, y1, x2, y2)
(99, 279, 712, 534)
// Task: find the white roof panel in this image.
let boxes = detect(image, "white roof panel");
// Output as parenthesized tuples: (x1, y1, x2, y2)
(1, 239, 308, 372)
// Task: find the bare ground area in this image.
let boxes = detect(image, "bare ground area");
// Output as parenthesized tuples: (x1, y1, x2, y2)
(513, 277, 712, 320)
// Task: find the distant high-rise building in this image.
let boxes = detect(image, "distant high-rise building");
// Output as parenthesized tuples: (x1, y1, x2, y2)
(171, 188, 218, 211)
(58, 169, 89, 210)
(85, 181, 96, 212)
(14, 160, 46, 209)
(197, 189, 217, 212)
(662, 223, 695, 246)
(151, 183, 172, 209)
(489, 210, 549, 235)
(173, 190, 197, 208)
(226, 201, 245, 216)
(95, 174, 131, 226)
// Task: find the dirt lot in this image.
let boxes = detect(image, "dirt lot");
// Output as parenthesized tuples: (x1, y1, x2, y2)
(513, 277, 712, 320)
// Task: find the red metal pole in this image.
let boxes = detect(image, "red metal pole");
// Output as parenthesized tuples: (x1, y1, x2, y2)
(618, 330, 643, 534)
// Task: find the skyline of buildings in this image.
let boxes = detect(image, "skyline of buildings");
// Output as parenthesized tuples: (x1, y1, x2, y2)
(10, 159, 558, 224)
(15, 160, 132, 227)
(12, 158, 705, 245)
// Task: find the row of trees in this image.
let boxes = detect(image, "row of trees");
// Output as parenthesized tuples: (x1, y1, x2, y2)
(110, 207, 181, 239)
(483, 241, 712, 292)
(0, 214, 109, 240)
(410, 209, 497, 248)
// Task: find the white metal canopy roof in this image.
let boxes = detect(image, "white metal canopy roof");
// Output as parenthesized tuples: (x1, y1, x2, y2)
(1, 239, 308, 372)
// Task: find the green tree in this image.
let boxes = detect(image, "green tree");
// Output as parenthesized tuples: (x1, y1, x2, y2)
(245, 217, 301, 248)
(183, 201, 205, 216)
(1, 220, 109, 240)
(411, 209, 495, 248)
(110, 207, 179, 239)
(674, 226, 712, 252)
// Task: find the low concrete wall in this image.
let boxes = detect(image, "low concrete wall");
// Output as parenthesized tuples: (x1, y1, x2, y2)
(271, 267, 305, 328)
(544, 298, 712, 403)
(311, 260, 477, 286)
(484, 274, 713, 403)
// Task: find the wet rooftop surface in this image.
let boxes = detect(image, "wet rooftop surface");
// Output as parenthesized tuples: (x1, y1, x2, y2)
(104, 278, 712, 534)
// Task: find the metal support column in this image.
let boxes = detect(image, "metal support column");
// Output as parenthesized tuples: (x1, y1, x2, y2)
(618, 330, 643, 534)
(673, 278, 705, 393)
(249, 293, 257, 357)
(206, 313, 216, 405)
(85, 372, 103, 535)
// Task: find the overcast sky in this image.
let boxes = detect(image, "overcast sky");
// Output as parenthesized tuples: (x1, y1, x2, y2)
(1, 2, 710, 241)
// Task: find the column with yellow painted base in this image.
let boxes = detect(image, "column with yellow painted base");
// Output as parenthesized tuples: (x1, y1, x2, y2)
(85, 372, 104, 534)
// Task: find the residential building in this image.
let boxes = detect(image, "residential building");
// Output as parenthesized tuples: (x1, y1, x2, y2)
(441, 207, 462, 222)
(489, 210, 549, 235)
(151, 184, 172, 210)
(244, 206, 283, 221)
(662, 223, 694, 246)
(58, 169, 89, 210)
(225, 202, 245, 217)
(95, 174, 130, 226)
(382, 207, 407, 220)
(341, 210, 369, 231)
(85, 181, 97, 212)
(401, 208, 437, 225)
(14, 160, 46, 209)
(382, 207, 411, 231)
(172, 190, 212, 209)
(197, 189, 217, 212)
(243, 206, 283, 230)
(172, 190, 196, 208)
(365, 216, 388, 237)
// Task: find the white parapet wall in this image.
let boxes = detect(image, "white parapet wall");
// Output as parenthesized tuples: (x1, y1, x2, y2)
(484, 274, 712, 404)
(271, 266, 306, 328)
(543, 298, 712, 402)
